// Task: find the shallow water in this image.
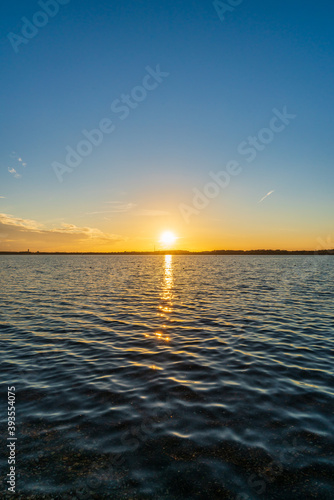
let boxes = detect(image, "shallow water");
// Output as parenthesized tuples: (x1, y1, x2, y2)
(1, 255, 333, 499)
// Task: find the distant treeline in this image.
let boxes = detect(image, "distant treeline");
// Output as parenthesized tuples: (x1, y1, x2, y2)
(0, 250, 333, 256)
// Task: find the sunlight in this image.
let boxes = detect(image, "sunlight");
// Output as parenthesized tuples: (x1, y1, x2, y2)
(160, 231, 177, 247)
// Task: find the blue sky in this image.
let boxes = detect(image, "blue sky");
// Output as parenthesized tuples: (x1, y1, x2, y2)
(0, 0, 333, 251)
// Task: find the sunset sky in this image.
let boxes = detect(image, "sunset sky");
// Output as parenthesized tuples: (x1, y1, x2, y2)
(1, 0, 333, 252)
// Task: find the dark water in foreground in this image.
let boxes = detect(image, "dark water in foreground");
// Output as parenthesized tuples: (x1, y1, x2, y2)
(1, 255, 334, 499)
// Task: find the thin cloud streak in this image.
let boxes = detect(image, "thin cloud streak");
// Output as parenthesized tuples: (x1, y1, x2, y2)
(103, 202, 136, 212)
(258, 190, 275, 203)
(86, 211, 117, 215)
(135, 210, 170, 217)
(88, 206, 170, 217)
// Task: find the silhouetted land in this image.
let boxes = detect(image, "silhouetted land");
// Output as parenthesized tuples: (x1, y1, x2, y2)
(1, 250, 333, 256)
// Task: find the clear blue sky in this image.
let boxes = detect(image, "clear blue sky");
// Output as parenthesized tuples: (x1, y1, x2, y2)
(0, 0, 333, 251)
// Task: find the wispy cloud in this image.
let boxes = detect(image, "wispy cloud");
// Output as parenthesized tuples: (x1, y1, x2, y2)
(91, 204, 169, 217)
(135, 209, 170, 217)
(0, 196, 6, 199)
(8, 167, 21, 179)
(86, 211, 116, 215)
(7, 153, 27, 179)
(10, 152, 27, 167)
(0, 213, 124, 251)
(258, 190, 274, 203)
(49, 223, 120, 241)
(0, 213, 44, 230)
(103, 202, 136, 213)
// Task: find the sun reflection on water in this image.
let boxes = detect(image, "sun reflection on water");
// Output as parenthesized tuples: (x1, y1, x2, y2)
(154, 255, 173, 342)
(163, 255, 173, 298)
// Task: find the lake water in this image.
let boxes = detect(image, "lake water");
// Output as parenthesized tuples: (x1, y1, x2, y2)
(1, 255, 333, 499)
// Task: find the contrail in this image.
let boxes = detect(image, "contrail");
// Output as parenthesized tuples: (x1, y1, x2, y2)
(258, 190, 274, 203)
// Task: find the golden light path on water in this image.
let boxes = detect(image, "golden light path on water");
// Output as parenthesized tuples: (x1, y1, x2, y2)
(157, 254, 172, 342)
(146, 255, 172, 344)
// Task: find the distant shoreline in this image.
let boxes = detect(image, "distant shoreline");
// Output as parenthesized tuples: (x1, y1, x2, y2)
(1, 250, 333, 256)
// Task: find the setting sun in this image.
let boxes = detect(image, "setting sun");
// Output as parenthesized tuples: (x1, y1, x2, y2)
(160, 231, 177, 247)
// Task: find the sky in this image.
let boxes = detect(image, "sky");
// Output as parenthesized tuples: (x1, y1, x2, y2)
(0, 0, 333, 251)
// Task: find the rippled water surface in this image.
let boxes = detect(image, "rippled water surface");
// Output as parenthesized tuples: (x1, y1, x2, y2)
(1, 255, 334, 499)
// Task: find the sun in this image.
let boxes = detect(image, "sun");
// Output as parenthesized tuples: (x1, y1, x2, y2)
(160, 231, 177, 247)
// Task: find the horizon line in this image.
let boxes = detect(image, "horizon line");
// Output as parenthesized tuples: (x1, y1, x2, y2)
(0, 249, 333, 256)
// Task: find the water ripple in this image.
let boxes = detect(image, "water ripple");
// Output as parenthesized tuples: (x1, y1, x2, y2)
(1, 255, 333, 499)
